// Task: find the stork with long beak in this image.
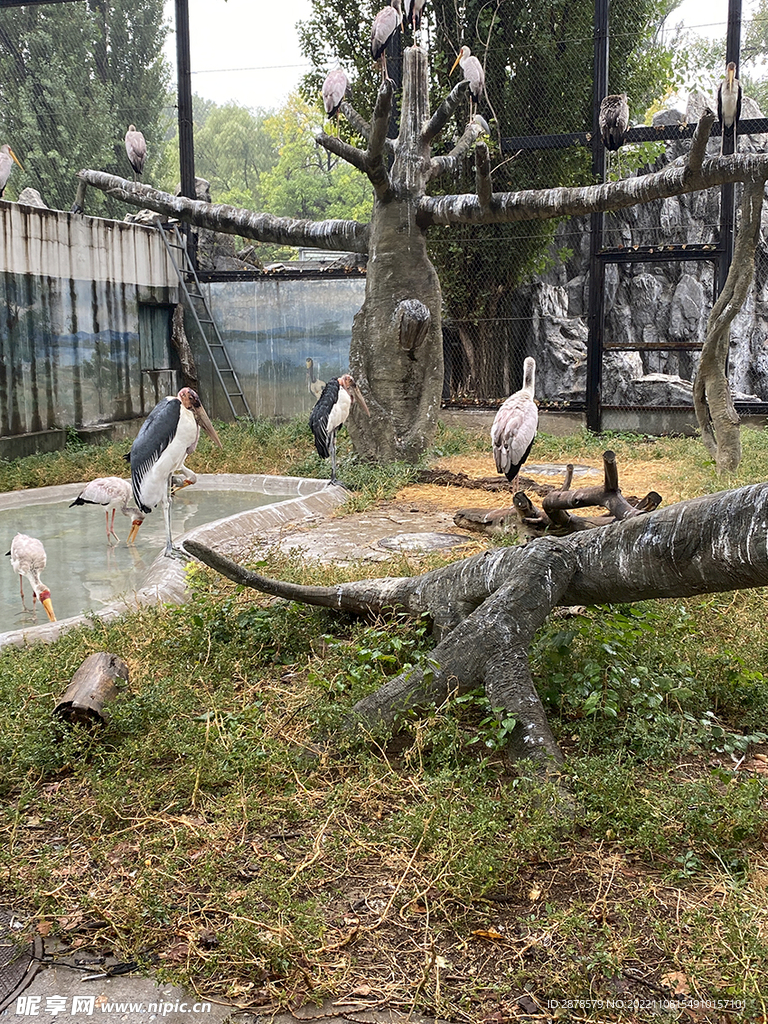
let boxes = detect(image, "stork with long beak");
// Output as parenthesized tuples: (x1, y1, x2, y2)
(718, 61, 742, 155)
(309, 374, 369, 485)
(128, 388, 222, 557)
(6, 533, 56, 621)
(0, 144, 24, 198)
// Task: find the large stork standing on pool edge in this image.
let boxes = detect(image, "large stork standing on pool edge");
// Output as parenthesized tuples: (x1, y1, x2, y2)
(309, 375, 369, 485)
(128, 388, 222, 557)
(491, 357, 538, 491)
(6, 533, 56, 621)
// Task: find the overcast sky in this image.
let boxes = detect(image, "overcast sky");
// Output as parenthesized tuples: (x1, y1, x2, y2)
(162, 0, 757, 112)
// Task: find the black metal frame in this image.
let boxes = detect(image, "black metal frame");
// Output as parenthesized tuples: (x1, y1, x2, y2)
(497, 0, 767, 430)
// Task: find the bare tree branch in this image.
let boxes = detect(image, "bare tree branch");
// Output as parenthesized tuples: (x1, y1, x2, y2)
(693, 175, 765, 470)
(339, 101, 371, 142)
(687, 108, 715, 174)
(421, 80, 469, 145)
(418, 153, 768, 226)
(428, 117, 489, 181)
(366, 79, 396, 201)
(77, 170, 371, 252)
(316, 132, 369, 174)
(476, 141, 492, 208)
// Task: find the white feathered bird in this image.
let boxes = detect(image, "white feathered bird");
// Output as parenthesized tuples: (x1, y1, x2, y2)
(125, 124, 147, 179)
(491, 357, 538, 490)
(371, 0, 403, 83)
(69, 476, 146, 545)
(0, 143, 24, 198)
(450, 46, 485, 118)
(6, 533, 56, 621)
(718, 61, 742, 154)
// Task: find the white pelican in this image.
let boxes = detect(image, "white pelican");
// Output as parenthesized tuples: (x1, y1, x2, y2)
(322, 68, 349, 130)
(306, 358, 326, 402)
(125, 125, 147, 179)
(450, 46, 485, 118)
(69, 476, 145, 544)
(371, 0, 403, 83)
(718, 62, 741, 154)
(0, 144, 24, 198)
(128, 388, 222, 556)
(6, 533, 56, 621)
(309, 374, 369, 485)
(491, 357, 538, 490)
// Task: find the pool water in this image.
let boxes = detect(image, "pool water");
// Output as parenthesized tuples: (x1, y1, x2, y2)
(1, 488, 290, 628)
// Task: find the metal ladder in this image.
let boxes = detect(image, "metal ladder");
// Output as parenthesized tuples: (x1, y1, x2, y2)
(159, 223, 252, 419)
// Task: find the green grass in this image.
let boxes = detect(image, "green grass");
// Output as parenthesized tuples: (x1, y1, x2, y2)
(1, 420, 768, 1021)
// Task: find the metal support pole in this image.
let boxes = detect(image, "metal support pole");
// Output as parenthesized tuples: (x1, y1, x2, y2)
(718, 0, 742, 293)
(586, 0, 609, 432)
(175, 0, 196, 202)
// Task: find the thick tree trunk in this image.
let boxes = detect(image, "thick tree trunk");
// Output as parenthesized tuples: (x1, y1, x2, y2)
(186, 480, 768, 767)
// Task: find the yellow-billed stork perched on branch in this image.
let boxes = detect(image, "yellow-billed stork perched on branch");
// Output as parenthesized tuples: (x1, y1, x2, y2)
(491, 357, 538, 491)
(6, 533, 56, 621)
(128, 388, 222, 557)
(309, 374, 369, 485)
(70, 476, 145, 545)
(450, 46, 485, 119)
(718, 62, 741, 154)
(371, 0, 403, 83)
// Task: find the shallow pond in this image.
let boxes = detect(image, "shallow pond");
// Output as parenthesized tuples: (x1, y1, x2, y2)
(1, 486, 292, 628)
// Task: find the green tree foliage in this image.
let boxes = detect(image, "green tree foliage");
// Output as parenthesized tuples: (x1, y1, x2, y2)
(158, 97, 278, 207)
(0, 0, 170, 213)
(298, 0, 679, 399)
(256, 93, 373, 223)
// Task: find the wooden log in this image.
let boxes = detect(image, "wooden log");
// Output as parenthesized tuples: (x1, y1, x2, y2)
(54, 653, 129, 725)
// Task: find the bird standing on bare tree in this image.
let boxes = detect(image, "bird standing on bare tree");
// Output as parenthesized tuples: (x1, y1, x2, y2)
(450, 46, 485, 120)
(322, 68, 349, 134)
(491, 357, 538, 491)
(718, 62, 741, 154)
(371, 0, 403, 83)
(125, 125, 147, 180)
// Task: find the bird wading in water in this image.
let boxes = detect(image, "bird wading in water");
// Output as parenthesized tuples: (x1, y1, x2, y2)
(0, 143, 24, 198)
(309, 375, 370, 485)
(128, 388, 222, 557)
(6, 533, 56, 621)
(718, 62, 742, 154)
(491, 357, 539, 491)
(125, 125, 147, 180)
(70, 476, 145, 545)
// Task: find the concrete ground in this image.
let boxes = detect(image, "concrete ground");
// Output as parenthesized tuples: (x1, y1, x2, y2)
(3, 957, 443, 1024)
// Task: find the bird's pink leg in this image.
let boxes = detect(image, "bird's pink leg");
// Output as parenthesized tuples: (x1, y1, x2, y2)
(109, 507, 120, 543)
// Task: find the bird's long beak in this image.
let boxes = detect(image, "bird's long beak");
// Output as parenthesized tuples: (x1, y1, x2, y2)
(351, 385, 370, 417)
(9, 147, 24, 171)
(40, 590, 56, 622)
(727, 66, 735, 86)
(127, 519, 142, 544)
(194, 405, 223, 449)
(450, 52, 461, 74)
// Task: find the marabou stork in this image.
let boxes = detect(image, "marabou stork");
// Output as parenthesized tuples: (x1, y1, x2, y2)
(306, 358, 326, 402)
(450, 46, 485, 119)
(404, 0, 426, 38)
(718, 62, 742, 154)
(309, 374, 369, 485)
(371, 0, 403, 83)
(6, 533, 56, 621)
(491, 357, 538, 490)
(125, 124, 147, 180)
(69, 476, 145, 545)
(599, 93, 630, 152)
(128, 388, 222, 557)
(0, 144, 24, 198)
(322, 68, 349, 131)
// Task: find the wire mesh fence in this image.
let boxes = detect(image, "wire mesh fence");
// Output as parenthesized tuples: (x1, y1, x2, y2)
(2, 0, 767, 433)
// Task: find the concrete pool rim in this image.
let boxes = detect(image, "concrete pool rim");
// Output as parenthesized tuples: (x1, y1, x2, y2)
(0, 474, 346, 650)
